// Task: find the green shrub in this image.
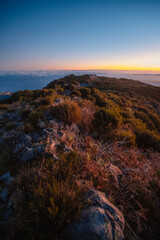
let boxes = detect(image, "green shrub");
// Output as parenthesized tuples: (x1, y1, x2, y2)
(136, 187, 160, 239)
(67, 83, 77, 91)
(117, 130, 136, 146)
(59, 151, 81, 180)
(23, 122, 35, 134)
(91, 88, 107, 107)
(28, 110, 44, 127)
(51, 101, 82, 125)
(86, 95, 96, 103)
(134, 110, 155, 130)
(80, 87, 91, 98)
(39, 95, 55, 105)
(70, 90, 81, 97)
(55, 84, 64, 94)
(21, 108, 31, 120)
(11, 90, 34, 102)
(0, 104, 9, 110)
(14, 153, 83, 240)
(6, 123, 16, 131)
(92, 108, 121, 136)
(21, 109, 44, 130)
(135, 129, 160, 151)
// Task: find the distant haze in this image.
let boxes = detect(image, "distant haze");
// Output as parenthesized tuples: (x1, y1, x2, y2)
(1, 0, 160, 71)
(0, 70, 160, 93)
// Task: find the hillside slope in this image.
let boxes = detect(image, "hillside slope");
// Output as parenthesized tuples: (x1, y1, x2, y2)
(0, 75, 160, 240)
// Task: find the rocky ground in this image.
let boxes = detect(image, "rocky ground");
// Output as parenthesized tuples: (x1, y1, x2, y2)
(0, 74, 160, 239)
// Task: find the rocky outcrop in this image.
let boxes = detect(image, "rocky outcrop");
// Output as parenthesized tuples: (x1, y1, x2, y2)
(65, 189, 125, 240)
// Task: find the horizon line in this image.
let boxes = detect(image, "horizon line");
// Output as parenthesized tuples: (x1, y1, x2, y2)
(1, 68, 160, 72)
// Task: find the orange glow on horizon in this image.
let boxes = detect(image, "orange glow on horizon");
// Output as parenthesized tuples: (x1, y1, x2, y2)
(42, 65, 160, 72)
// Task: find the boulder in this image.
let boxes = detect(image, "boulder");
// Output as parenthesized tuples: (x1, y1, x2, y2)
(36, 144, 45, 155)
(21, 146, 34, 162)
(0, 172, 13, 185)
(65, 189, 124, 240)
(0, 188, 8, 202)
(38, 120, 46, 128)
(20, 134, 32, 145)
(13, 143, 23, 154)
(32, 133, 40, 142)
(57, 130, 64, 137)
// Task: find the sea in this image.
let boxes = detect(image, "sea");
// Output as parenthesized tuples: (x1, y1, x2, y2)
(0, 70, 160, 94)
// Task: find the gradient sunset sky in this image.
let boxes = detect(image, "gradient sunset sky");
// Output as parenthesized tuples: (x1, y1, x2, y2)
(0, 0, 160, 71)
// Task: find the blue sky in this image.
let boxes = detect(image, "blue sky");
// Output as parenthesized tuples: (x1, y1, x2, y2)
(0, 0, 160, 70)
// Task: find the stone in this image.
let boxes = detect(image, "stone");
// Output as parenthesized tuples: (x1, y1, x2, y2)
(32, 133, 40, 142)
(38, 120, 46, 128)
(0, 188, 8, 201)
(0, 115, 4, 120)
(21, 147, 35, 162)
(65, 189, 124, 240)
(0, 172, 13, 185)
(63, 144, 72, 152)
(20, 134, 32, 144)
(13, 143, 23, 154)
(57, 130, 64, 137)
(71, 124, 80, 134)
(16, 122, 24, 128)
(55, 98, 61, 103)
(36, 144, 45, 155)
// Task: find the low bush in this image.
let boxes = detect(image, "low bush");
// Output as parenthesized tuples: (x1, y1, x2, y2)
(117, 130, 136, 146)
(92, 108, 121, 136)
(21, 109, 44, 131)
(0, 104, 9, 110)
(14, 153, 83, 240)
(67, 83, 76, 91)
(51, 100, 82, 125)
(135, 129, 160, 151)
(11, 90, 34, 102)
(39, 95, 55, 105)
(23, 122, 35, 134)
(134, 110, 155, 130)
(28, 110, 44, 127)
(80, 87, 91, 98)
(70, 90, 81, 97)
(91, 88, 107, 107)
(6, 123, 16, 131)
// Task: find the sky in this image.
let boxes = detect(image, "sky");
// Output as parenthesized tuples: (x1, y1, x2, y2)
(0, 0, 160, 71)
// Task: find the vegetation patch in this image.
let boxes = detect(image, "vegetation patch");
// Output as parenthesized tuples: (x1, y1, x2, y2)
(51, 100, 82, 125)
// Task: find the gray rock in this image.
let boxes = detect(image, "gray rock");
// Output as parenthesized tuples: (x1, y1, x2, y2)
(63, 144, 72, 152)
(38, 120, 46, 128)
(45, 115, 53, 120)
(21, 147, 35, 162)
(20, 134, 32, 144)
(65, 189, 124, 240)
(32, 133, 40, 142)
(0, 115, 4, 120)
(55, 98, 61, 103)
(47, 128, 56, 133)
(13, 143, 23, 154)
(0, 172, 13, 185)
(16, 122, 24, 127)
(36, 144, 45, 155)
(0, 188, 8, 201)
(71, 124, 80, 134)
(4, 193, 16, 221)
(57, 130, 64, 136)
